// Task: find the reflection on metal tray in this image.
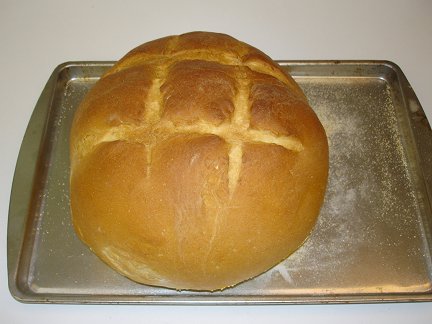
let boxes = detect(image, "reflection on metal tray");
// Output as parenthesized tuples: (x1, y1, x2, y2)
(7, 61, 432, 304)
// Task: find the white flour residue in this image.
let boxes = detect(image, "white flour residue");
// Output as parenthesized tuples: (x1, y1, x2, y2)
(251, 79, 421, 290)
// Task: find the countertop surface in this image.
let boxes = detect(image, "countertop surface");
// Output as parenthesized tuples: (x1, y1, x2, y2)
(1, 1, 432, 323)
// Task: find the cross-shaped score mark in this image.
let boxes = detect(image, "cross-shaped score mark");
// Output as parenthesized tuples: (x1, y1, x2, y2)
(98, 106, 303, 197)
(81, 50, 304, 196)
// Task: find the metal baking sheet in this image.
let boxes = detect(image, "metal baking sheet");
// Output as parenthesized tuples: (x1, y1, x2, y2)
(7, 61, 432, 304)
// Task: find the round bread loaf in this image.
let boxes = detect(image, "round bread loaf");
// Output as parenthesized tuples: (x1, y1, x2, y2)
(70, 31, 329, 291)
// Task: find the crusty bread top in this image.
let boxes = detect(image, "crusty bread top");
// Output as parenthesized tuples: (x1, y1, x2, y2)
(70, 32, 311, 195)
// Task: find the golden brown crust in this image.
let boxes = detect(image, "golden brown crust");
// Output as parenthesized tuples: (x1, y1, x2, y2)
(70, 31, 328, 291)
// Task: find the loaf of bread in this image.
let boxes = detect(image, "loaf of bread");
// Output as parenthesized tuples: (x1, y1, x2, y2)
(69, 31, 328, 291)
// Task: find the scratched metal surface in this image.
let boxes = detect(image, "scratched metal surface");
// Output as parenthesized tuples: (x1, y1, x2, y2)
(7, 61, 432, 304)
